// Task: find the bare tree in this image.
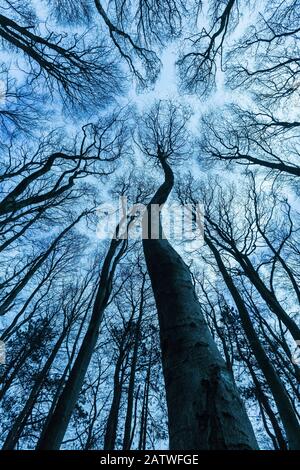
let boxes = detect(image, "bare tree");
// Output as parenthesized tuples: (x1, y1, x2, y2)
(177, 0, 238, 95)
(0, 10, 122, 106)
(139, 101, 258, 450)
(176, 173, 300, 448)
(227, 0, 300, 105)
(200, 104, 300, 177)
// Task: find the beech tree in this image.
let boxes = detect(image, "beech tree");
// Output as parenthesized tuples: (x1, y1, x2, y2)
(200, 105, 300, 177)
(139, 101, 258, 450)
(176, 172, 300, 449)
(1, 0, 300, 452)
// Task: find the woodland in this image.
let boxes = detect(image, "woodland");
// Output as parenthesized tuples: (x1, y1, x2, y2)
(0, 0, 300, 450)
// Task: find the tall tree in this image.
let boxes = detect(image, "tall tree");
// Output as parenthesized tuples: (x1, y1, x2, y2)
(139, 101, 258, 450)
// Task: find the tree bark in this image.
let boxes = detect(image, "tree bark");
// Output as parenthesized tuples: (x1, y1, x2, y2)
(142, 154, 258, 450)
(36, 237, 126, 449)
(206, 235, 300, 450)
(122, 274, 145, 450)
(103, 352, 126, 450)
(2, 324, 69, 449)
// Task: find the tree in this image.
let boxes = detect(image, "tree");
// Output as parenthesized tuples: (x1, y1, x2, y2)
(177, 0, 238, 95)
(36, 173, 151, 449)
(200, 105, 300, 177)
(205, 234, 300, 449)
(36, 227, 128, 449)
(227, 0, 300, 106)
(0, 10, 122, 106)
(176, 173, 300, 449)
(139, 101, 258, 450)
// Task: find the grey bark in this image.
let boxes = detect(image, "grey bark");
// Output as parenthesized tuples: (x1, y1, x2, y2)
(142, 153, 258, 449)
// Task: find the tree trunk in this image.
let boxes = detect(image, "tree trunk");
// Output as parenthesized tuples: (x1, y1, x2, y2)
(206, 235, 300, 450)
(246, 358, 287, 450)
(104, 354, 125, 450)
(36, 307, 89, 448)
(142, 154, 258, 450)
(0, 324, 48, 401)
(205, 218, 300, 342)
(122, 275, 145, 450)
(138, 360, 151, 451)
(36, 237, 126, 449)
(236, 251, 300, 341)
(0, 212, 86, 316)
(2, 324, 68, 449)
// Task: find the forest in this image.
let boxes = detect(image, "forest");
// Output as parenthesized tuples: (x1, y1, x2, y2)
(0, 0, 299, 451)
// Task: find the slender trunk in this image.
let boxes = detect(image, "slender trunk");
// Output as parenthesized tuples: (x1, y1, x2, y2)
(257, 229, 300, 304)
(129, 384, 140, 449)
(0, 324, 48, 400)
(104, 354, 126, 450)
(0, 209, 44, 253)
(234, 332, 287, 450)
(2, 325, 68, 449)
(0, 347, 31, 400)
(142, 154, 258, 450)
(36, 307, 88, 447)
(249, 298, 300, 384)
(206, 235, 300, 450)
(122, 276, 145, 450)
(0, 212, 86, 316)
(207, 220, 300, 342)
(246, 359, 287, 450)
(37, 237, 126, 449)
(138, 360, 151, 451)
(236, 251, 300, 341)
